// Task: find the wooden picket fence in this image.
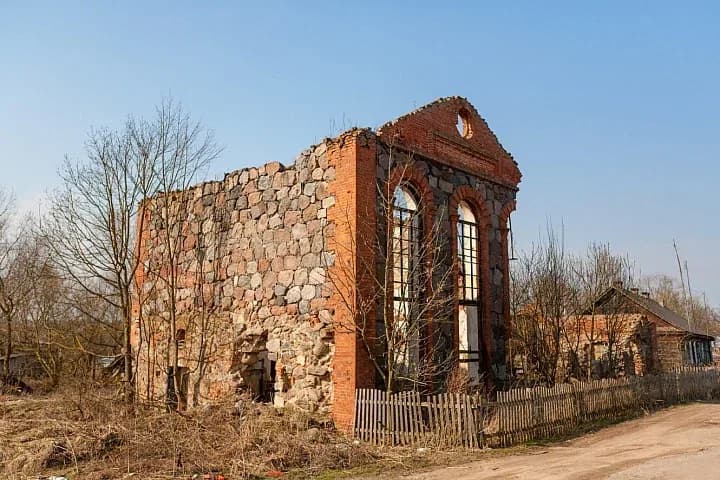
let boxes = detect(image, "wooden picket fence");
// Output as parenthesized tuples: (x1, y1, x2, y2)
(353, 367, 720, 448)
(353, 389, 484, 447)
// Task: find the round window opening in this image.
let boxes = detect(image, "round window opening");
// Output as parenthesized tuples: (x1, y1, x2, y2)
(457, 110, 473, 139)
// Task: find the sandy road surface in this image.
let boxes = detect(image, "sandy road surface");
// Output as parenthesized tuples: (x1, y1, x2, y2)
(395, 402, 720, 480)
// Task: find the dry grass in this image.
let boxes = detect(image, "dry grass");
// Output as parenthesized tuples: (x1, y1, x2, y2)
(0, 384, 520, 480)
(0, 386, 383, 480)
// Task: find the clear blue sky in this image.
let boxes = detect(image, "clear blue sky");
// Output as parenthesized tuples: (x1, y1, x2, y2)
(1, 2, 718, 304)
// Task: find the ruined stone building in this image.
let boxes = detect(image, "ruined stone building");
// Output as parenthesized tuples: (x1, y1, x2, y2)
(131, 97, 521, 428)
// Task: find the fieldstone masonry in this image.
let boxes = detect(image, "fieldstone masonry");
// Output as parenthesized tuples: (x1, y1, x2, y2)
(132, 97, 522, 429)
(134, 143, 337, 413)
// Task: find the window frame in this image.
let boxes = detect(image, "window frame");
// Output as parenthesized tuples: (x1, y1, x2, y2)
(391, 185, 423, 307)
(457, 202, 480, 305)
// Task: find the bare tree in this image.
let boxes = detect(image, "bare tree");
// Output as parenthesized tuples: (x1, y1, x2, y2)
(645, 274, 720, 336)
(564, 244, 634, 379)
(45, 125, 142, 400)
(15, 244, 66, 386)
(45, 98, 220, 402)
(510, 225, 573, 385)
(327, 153, 456, 394)
(129, 99, 221, 409)
(0, 192, 42, 379)
(511, 229, 637, 383)
(0, 188, 16, 377)
(7, 226, 121, 389)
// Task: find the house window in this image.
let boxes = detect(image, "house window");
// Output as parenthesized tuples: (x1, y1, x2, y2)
(683, 339, 710, 365)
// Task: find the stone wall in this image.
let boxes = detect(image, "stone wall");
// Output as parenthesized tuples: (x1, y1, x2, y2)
(134, 142, 338, 413)
(133, 96, 522, 425)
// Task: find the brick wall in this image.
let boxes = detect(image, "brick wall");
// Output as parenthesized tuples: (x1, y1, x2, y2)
(326, 129, 378, 430)
(133, 96, 522, 429)
(374, 143, 517, 388)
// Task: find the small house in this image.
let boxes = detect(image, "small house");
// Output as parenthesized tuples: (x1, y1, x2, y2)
(574, 283, 713, 375)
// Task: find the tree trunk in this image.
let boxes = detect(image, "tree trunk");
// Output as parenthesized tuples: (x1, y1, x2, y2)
(3, 314, 11, 377)
(123, 303, 133, 403)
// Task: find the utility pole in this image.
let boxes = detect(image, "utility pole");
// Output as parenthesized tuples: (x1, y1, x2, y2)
(673, 239, 690, 321)
(685, 260, 694, 328)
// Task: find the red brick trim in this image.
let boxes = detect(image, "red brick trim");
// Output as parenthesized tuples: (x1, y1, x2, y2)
(498, 200, 516, 370)
(499, 200, 517, 228)
(326, 130, 378, 431)
(387, 165, 437, 226)
(448, 186, 492, 384)
(376, 97, 522, 189)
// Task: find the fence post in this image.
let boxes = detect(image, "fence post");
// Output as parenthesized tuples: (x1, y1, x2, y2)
(573, 381, 583, 424)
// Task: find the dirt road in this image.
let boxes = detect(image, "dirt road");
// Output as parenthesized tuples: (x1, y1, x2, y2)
(397, 402, 720, 480)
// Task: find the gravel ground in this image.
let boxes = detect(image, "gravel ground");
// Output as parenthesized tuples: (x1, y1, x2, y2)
(391, 402, 720, 480)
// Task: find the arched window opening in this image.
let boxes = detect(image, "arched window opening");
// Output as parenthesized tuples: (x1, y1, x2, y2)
(392, 186, 421, 306)
(457, 202, 479, 302)
(392, 185, 422, 379)
(457, 201, 481, 384)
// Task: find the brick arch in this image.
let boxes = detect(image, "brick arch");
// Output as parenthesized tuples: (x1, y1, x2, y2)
(448, 185, 493, 386)
(448, 185, 491, 227)
(387, 165, 438, 277)
(498, 199, 517, 364)
(388, 165, 436, 225)
(499, 199, 517, 229)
